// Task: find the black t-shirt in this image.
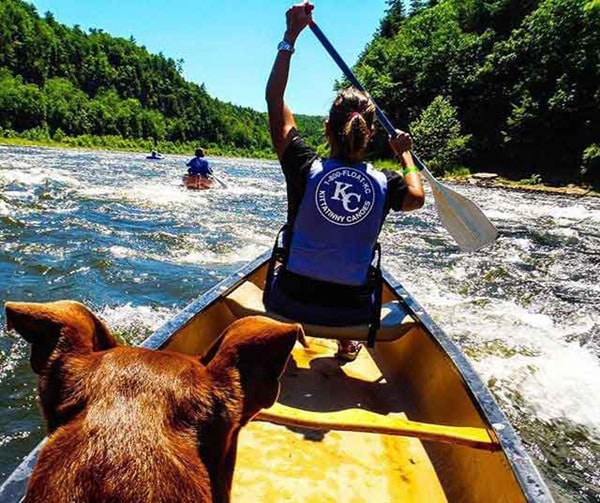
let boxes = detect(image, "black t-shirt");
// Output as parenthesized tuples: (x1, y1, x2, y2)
(280, 132, 408, 225)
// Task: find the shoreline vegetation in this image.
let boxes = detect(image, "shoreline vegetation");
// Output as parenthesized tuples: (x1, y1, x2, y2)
(0, 0, 325, 165)
(3, 136, 596, 198)
(0, 132, 277, 160)
(1, 0, 598, 190)
(351, 0, 599, 189)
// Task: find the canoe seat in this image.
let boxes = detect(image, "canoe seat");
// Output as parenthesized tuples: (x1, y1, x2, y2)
(224, 281, 418, 342)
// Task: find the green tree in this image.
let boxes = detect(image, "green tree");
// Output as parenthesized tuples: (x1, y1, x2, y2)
(43, 78, 90, 135)
(379, 0, 407, 38)
(0, 69, 45, 130)
(580, 144, 600, 188)
(410, 0, 426, 16)
(410, 96, 471, 175)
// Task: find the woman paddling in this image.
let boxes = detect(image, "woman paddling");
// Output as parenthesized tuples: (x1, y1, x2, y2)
(264, 2, 425, 361)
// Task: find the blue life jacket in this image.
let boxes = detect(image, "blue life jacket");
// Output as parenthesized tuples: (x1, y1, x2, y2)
(187, 157, 211, 176)
(286, 158, 388, 286)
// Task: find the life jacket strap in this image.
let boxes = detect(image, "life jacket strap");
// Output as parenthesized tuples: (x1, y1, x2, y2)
(367, 243, 383, 348)
(263, 224, 289, 307)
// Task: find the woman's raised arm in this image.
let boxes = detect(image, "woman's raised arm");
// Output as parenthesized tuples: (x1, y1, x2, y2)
(265, 2, 313, 160)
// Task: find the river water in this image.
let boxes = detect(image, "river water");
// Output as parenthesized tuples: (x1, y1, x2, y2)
(0, 146, 598, 501)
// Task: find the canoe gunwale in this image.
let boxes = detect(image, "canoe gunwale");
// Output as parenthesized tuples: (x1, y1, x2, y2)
(0, 250, 553, 502)
(140, 253, 270, 352)
(383, 272, 553, 502)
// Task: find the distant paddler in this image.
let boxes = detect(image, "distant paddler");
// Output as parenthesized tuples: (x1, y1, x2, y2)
(186, 148, 213, 178)
(184, 148, 229, 189)
(147, 150, 163, 160)
(183, 148, 216, 190)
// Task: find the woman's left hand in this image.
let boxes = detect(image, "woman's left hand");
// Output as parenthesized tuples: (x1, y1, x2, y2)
(285, 2, 314, 43)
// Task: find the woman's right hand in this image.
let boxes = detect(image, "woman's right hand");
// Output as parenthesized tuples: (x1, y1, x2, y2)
(285, 2, 314, 43)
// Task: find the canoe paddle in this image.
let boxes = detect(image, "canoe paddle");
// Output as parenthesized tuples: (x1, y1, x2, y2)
(307, 17, 498, 252)
(211, 173, 229, 189)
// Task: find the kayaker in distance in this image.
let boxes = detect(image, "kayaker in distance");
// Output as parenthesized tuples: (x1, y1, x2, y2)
(264, 1, 425, 361)
(147, 150, 163, 160)
(186, 148, 213, 178)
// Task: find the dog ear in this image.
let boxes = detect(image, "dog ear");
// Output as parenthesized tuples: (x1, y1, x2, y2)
(206, 316, 301, 423)
(5, 300, 117, 374)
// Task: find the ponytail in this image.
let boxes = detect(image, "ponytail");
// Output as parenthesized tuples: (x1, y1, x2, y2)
(329, 87, 375, 162)
(341, 112, 371, 160)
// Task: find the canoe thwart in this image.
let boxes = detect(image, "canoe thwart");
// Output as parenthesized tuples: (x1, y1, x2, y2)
(256, 403, 500, 452)
(225, 281, 418, 342)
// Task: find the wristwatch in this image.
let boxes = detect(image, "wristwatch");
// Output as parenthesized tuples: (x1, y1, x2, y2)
(277, 40, 295, 54)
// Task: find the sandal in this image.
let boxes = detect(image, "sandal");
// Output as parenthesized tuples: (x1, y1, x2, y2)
(336, 340, 362, 362)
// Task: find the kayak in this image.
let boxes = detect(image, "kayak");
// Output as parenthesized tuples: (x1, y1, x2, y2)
(146, 156, 163, 160)
(0, 251, 553, 502)
(182, 174, 214, 190)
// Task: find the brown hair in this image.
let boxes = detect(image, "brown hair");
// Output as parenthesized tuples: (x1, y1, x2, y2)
(328, 87, 375, 162)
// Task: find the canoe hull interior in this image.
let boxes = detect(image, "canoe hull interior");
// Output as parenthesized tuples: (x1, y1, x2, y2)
(141, 258, 550, 502)
(0, 253, 552, 502)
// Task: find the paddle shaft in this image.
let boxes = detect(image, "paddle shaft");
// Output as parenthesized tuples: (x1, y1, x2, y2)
(211, 173, 228, 188)
(306, 13, 498, 251)
(307, 17, 498, 251)
(308, 20, 427, 172)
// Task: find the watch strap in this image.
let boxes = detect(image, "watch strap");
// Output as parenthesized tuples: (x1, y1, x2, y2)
(277, 40, 295, 54)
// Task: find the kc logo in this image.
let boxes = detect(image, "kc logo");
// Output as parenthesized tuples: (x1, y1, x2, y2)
(331, 182, 361, 212)
(315, 167, 375, 226)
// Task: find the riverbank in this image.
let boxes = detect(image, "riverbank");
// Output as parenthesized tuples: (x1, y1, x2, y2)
(373, 159, 599, 197)
(2, 138, 596, 197)
(449, 173, 600, 198)
(0, 135, 276, 160)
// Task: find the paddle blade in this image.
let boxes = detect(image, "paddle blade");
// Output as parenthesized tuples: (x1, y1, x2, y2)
(212, 174, 229, 189)
(421, 168, 498, 252)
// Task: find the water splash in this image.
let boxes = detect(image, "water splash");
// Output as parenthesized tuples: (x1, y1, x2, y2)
(0, 146, 599, 500)
(97, 303, 175, 345)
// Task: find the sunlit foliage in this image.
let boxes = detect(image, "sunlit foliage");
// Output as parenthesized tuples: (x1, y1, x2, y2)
(0, 0, 323, 156)
(354, 0, 599, 185)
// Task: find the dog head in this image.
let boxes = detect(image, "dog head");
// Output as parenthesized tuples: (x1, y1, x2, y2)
(5, 301, 301, 502)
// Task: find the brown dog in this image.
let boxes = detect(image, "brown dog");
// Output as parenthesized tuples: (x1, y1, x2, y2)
(5, 300, 301, 503)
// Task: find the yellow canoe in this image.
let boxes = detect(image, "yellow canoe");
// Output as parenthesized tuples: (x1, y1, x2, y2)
(0, 252, 553, 502)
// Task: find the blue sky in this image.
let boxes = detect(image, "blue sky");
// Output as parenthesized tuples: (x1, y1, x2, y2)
(29, 0, 389, 116)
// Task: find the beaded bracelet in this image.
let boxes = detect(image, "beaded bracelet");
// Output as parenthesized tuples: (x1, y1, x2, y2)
(403, 166, 420, 176)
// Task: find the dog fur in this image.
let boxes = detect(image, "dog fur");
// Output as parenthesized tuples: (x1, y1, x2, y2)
(5, 300, 301, 503)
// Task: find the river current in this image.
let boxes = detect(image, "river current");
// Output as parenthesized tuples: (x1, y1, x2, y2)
(0, 146, 598, 501)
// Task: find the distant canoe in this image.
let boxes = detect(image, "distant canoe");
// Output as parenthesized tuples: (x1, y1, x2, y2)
(0, 251, 553, 502)
(146, 155, 163, 160)
(182, 174, 214, 190)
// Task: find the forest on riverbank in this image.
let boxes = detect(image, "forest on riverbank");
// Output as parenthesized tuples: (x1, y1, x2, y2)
(0, 0, 598, 186)
(354, 0, 599, 187)
(0, 0, 323, 158)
